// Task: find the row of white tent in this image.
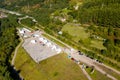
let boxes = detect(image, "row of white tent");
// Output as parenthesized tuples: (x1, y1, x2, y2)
(39, 37, 61, 53)
(19, 28, 62, 53)
(30, 37, 61, 53)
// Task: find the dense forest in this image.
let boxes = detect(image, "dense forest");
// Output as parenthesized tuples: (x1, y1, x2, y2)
(77, 0, 120, 27)
(0, 0, 69, 26)
(0, 15, 20, 80)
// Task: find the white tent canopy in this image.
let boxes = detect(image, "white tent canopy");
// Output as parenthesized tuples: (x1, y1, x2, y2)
(46, 42, 52, 47)
(43, 39, 47, 44)
(56, 48, 61, 53)
(31, 40, 36, 44)
(34, 34, 39, 37)
(39, 37, 44, 41)
(19, 29, 24, 34)
(23, 28, 31, 32)
(52, 45, 56, 50)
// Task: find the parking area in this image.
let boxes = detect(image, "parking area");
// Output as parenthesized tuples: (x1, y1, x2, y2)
(19, 28, 62, 63)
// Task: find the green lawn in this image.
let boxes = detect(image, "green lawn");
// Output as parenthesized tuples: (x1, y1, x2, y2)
(85, 68, 111, 80)
(91, 40, 106, 49)
(15, 47, 88, 80)
(62, 23, 89, 42)
(62, 23, 105, 49)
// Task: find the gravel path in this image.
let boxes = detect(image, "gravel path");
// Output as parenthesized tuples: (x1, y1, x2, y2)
(79, 65, 92, 80)
(11, 33, 23, 65)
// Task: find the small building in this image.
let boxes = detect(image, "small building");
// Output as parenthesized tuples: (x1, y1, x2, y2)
(32, 19, 37, 22)
(74, 5, 79, 10)
(0, 11, 7, 18)
(58, 31, 62, 35)
(61, 18, 66, 22)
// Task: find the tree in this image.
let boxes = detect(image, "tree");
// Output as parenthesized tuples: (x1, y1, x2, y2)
(108, 26, 113, 36)
(114, 39, 120, 47)
(103, 39, 114, 52)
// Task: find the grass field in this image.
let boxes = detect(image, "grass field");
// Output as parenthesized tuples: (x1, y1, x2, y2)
(85, 68, 111, 80)
(62, 23, 105, 49)
(62, 23, 89, 42)
(91, 40, 106, 49)
(15, 47, 88, 80)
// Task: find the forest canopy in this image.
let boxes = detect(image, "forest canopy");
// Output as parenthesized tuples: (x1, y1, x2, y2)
(78, 0, 120, 27)
(0, 15, 19, 80)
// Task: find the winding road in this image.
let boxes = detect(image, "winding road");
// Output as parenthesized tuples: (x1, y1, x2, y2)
(11, 32, 23, 65)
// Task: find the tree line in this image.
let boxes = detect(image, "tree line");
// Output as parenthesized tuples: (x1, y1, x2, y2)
(0, 15, 20, 80)
(77, 0, 120, 28)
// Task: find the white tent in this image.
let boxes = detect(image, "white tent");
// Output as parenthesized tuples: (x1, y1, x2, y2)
(56, 48, 61, 53)
(19, 29, 24, 34)
(34, 34, 39, 37)
(43, 39, 47, 44)
(39, 37, 44, 41)
(52, 45, 56, 50)
(23, 35, 27, 38)
(70, 48, 74, 52)
(23, 28, 31, 32)
(46, 42, 52, 47)
(31, 40, 36, 44)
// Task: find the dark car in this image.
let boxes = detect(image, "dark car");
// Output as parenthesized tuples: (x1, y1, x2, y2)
(78, 51, 83, 55)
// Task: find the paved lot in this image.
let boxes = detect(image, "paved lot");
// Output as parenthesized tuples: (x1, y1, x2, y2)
(22, 37, 59, 63)
(19, 28, 62, 63)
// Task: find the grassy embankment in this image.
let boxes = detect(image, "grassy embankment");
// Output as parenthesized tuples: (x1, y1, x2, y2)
(14, 47, 87, 80)
(42, 33, 66, 47)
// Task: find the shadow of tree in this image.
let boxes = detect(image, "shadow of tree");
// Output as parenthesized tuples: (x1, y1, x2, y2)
(9, 65, 23, 80)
